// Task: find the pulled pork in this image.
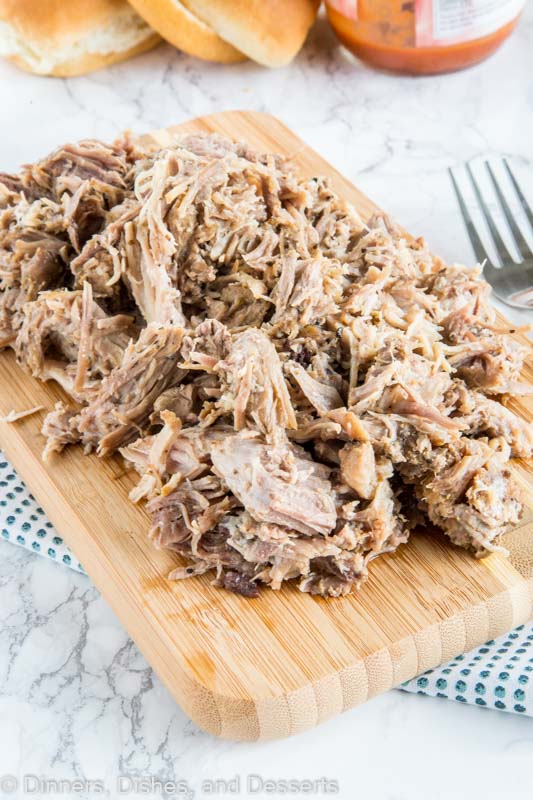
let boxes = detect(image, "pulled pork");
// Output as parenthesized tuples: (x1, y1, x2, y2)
(1, 133, 531, 597)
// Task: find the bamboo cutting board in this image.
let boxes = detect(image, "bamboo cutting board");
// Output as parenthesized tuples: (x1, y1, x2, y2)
(1, 111, 532, 741)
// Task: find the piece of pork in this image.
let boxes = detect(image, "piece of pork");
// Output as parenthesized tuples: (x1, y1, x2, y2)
(270, 257, 339, 333)
(70, 198, 141, 298)
(447, 336, 528, 395)
(146, 474, 235, 551)
(286, 361, 343, 416)
(151, 384, 198, 425)
(4, 137, 142, 203)
(299, 466, 407, 596)
(339, 442, 377, 499)
(419, 439, 521, 556)
(1, 137, 148, 256)
(121, 416, 231, 503)
(456, 385, 533, 459)
(41, 402, 81, 461)
(0, 227, 68, 347)
(217, 328, 297, 436)
(43, 324, 184, 456)
(15, 286, 133, 400)
(125, 152, 185, 325)
(180, 318, 231, 371)
(223, 511, 344, 592)
(77, 324, 184, 455)
(210, 432, 336, 537)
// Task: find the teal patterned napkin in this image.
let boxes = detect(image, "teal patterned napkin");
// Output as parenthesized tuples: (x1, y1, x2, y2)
(1, 448, 531, 717)
(401, 627, 533, 715)
(0, 450, 85, 574)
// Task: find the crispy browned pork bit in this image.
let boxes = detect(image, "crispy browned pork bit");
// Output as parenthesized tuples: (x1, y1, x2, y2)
(1, 132, 531, 596)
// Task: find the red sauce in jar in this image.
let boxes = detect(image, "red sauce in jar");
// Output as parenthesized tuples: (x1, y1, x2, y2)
(326, 0, 524, 75)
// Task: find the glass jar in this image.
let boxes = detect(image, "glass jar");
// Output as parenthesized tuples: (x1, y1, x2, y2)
(326, 0, 525, 75)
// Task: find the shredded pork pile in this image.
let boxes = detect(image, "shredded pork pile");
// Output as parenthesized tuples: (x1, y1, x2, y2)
(1, 133, 531, 597)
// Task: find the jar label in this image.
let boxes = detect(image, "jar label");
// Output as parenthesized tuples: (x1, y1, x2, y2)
(416, 0, 525, 46)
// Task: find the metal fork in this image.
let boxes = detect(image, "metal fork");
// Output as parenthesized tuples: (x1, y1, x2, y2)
(449, 159, 533, 310)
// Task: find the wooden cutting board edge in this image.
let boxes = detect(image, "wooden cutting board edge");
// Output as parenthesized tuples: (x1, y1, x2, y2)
(1, 110, 532, 741)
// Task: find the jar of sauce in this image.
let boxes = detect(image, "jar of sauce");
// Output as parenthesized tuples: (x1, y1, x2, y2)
(326, 0, 525, 75)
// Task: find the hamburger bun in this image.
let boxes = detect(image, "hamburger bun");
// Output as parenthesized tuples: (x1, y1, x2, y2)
(181, 0, 320, 66)
(0, 0, 161, 77)
(126, 0, 245, 63)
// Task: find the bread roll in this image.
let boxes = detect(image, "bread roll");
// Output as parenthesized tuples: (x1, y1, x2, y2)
(126, 0, 244, 63)
(181, 0, 320, 66)
(0, 0, 161, 77)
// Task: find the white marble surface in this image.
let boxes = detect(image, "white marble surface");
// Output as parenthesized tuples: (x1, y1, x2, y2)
(0, 7, 532, 799)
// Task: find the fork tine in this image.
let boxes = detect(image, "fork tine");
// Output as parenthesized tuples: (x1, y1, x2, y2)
(465, 162, 512, 266)
(485, 161, 533, 259)
(448, 167, 488, 266)
(503, 158, 533, 230)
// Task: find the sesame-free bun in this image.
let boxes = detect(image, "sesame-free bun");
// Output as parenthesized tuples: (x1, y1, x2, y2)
(181, 0, 320, 66)
(126, 0, 245, 63)
(0, 0, 161, 77)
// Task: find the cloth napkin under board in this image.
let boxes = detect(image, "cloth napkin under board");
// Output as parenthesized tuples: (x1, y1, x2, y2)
(1, 448, 531, 717)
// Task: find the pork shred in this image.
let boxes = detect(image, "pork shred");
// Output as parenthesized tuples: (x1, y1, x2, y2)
(1, 133, 531, 597)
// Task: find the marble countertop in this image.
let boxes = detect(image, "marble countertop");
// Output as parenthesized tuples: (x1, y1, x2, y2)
(0, 7, 532, 798)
